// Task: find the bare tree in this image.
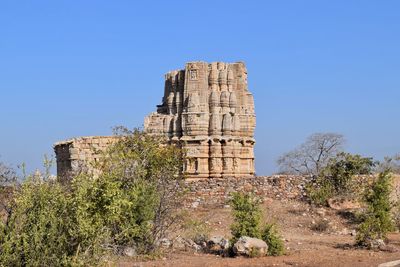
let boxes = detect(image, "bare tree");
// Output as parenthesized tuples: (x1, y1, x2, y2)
(277, 133, 345, 177)
(0, 160, 17, 186)
(377, 154, 400, 174)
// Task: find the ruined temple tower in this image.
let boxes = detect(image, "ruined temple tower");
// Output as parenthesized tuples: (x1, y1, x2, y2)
(144, 61, 256, 179)
(54, 61, 256, 181)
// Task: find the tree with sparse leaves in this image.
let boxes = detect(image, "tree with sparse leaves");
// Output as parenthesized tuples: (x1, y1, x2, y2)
(277, 133, 345, 178)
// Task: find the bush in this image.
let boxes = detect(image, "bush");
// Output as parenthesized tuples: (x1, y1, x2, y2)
(307, 152, 375, 205)
(0, 177, 74, 266)
(393, 200, 400, 231)
(0, 128, 186, 265)
(229, 192, 284, 257)
(261, 223, 285, 256)
(70, 128, 185, 255)
(70, 172, 160, 255)
(356, 170, 395, 247)
(230, 192, 262, 242)
(307, 181, 334, 206)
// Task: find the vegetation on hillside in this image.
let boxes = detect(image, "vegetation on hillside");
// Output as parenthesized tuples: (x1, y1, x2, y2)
(307, 152, 376, 205)
(0, 128, 185, 265)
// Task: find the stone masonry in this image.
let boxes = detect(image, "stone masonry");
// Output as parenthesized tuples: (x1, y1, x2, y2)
(144, 61, 256, 179)
(54, 136, 119, 181)
(54, 61, 256, 180)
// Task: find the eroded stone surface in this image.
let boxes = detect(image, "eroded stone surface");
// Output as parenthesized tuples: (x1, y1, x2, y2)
(54, 61, 256, 181)
(54, 136, 119, 181)
(144, 61, 256, 179)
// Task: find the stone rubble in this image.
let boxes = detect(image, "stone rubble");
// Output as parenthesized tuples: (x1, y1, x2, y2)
(184, 175, 309, 208)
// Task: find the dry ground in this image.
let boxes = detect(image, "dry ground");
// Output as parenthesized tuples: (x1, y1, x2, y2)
(118, 198, 400, 267)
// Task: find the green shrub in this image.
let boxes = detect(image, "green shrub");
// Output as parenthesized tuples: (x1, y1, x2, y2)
(307, 181, 334, 206)
(261, 223, 285, 256)
(0, 128, 185, 265)
(307, 152, 375, 205)
(230, 192, 262, 242)
(248, 247, 262, 258)
(70, 128, 185, 255)
(0, 177, 74, 266)
(393, 200, 400, 231)
(356, 170, 395, 247)
(229, 192, 285, 257)
(70, 173, 160, 255)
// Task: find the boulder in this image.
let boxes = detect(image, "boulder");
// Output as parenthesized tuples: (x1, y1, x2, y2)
(186, 238, 202, 251)
(233, 236, 268, 257)
(207, 235, 230, 254)
(192, 233, 208, 248)
(370, 238, 386, 249)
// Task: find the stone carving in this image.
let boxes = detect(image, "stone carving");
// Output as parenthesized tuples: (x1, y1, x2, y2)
(54, 61, 256, 181)
(144, 61, 256, 179)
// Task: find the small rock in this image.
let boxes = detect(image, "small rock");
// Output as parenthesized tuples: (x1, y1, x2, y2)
(207, 235, 230, 253)
(371, 239, 386, 248)
(191, 201, 200, 208)
(122, 246, 137, 257)
(340, 228, 349, 235)
(158, 238, 171, 248)
(316, 208, 326, 216)
(172, 236, 187, 250)
(233, 236, 268, 257)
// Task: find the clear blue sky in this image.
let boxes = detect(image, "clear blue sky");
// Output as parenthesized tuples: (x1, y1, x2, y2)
(1, 1, 399, 175)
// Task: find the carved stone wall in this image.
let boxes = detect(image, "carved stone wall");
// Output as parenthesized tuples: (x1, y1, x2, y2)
(144, 61, 256, 179)
(54, 61, 256, 180)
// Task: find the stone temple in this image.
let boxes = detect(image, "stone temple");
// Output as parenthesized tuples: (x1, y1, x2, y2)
(144, 61, 256, 179)
(54, 61, 256, 180)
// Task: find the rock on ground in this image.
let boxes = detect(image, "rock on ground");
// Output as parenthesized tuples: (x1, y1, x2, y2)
(233, 236, 268, 257)
(207, 235, 230, 254)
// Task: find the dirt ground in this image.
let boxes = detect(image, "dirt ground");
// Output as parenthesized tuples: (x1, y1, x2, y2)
(116, 197, 400, 267)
